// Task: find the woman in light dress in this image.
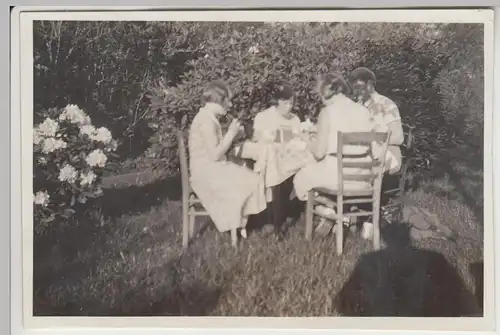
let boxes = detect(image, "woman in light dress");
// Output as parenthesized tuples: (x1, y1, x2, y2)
(293, 72, 377, 201)
(251, 83, 302, 239)
(252, 83, 301, 143)
(188, 81, 267, 241)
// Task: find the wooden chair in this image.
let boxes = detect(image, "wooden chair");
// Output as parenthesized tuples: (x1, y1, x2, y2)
(305, 131, 390, 255)
(381, 124, 415, 222)
(177, 130, 209, 249)
(177, 130, 240, 249)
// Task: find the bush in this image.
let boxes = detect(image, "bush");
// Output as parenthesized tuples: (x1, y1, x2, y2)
(33, 104, 118, 232)
(34, 21, 203, 163)
(433, 24, 484, 149)
(146, 22, 467, 175)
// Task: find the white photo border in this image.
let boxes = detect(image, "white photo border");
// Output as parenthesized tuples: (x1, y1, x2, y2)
(9, 5, 498, 335)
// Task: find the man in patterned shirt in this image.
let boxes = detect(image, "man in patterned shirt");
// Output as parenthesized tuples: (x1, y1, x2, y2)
(349, 67, 405, 175)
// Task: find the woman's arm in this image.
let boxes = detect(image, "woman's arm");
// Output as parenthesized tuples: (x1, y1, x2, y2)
(252, 113, 265, 142)
(309, 109, 330, 160)
(198, 122, 236, 161)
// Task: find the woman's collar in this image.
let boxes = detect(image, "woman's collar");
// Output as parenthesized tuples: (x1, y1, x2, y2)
(323, 93, 344, 106)
(201, 102, 226, 117)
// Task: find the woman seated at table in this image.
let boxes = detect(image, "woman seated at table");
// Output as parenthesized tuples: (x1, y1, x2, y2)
(252, 82, 301, 143)
(251, 83, 302, 239)
(188, 80, 267, 238)
(293, 72, 377, 201)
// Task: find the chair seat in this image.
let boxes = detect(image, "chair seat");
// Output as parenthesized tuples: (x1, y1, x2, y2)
(314, 181, 373, 197)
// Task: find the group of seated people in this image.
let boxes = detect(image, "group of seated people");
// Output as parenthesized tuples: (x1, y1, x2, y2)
(187, 67, 404, 241)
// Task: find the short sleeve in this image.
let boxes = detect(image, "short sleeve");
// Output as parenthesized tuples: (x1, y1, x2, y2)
(252, 112, 265, 141)
(382, 98, 401, 125)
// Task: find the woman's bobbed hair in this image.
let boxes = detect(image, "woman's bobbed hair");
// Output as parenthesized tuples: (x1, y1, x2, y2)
(317, 72, 351, 99)
(201, 80, 232, 105)
(268, 82, 295, 106)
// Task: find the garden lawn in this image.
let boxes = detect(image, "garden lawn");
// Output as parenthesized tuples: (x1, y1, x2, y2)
(33, 158, 484, 317)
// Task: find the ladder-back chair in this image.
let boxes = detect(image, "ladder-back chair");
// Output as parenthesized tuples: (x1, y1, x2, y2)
(381, 124, 415, 222)
(305, 131, 390, 255)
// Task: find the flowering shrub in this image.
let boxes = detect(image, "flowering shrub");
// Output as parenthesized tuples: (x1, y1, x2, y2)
(33, 104, 118, 229)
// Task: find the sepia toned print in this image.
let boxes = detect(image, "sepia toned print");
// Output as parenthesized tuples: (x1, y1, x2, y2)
(23, 10, 493, 329)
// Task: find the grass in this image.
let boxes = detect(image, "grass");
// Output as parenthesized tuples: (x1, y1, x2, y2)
(33, 150, 484, 317)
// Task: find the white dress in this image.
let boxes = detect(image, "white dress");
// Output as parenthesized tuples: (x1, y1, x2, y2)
(188, 103, 267, 232)
(293, 94, 375, 201)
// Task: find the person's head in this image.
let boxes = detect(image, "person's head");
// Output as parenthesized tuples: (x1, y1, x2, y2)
(317, 72, 351, 104)
(201, 80, 233, 115)
(381, 223, 411, 249)
(349, 67, 376, 103)
(272, 83, 295, 119)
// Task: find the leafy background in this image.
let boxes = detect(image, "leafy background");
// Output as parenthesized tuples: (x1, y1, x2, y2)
(32, 20, 486, 317)
(34, 21, 484, 178)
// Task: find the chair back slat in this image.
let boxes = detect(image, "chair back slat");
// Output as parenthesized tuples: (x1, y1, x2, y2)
(176, 130, 191, 194)
(337, 131, 391, 194)
(342, 161, 378, 169)
(343, 173, 377, 182)
(341, 132, 389, 145)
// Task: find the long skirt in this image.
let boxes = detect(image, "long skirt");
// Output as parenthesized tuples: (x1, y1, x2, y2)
(190, 159, 267, 232)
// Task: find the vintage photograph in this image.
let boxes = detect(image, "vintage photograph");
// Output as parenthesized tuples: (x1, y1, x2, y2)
(30, 12, 488, 320)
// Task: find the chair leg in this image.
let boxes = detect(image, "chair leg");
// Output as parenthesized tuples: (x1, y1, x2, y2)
(336, 196, 343, 255)
(231, 228, 238, 248)
(397, 163, 408, 224)
(189, 210, 195, 238)
(305, 190, 314, 240)
(373, 193, 381, 250)
(182, 198, 189, 249)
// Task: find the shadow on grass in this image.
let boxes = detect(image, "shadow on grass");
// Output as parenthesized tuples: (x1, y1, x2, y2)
(33, 175, 186, 315)
(34, 257, 227, 317)
(110, 259, 226, 316)
(334, 223, 481, 317)
(101, 175, 183, 219)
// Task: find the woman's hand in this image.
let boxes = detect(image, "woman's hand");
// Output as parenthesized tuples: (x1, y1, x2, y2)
(227, 119, 242, 141)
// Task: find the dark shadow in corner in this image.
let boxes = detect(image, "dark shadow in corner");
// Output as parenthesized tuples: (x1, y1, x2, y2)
(334, 223, 481, 317)
(469, 261, 484, 313)
(35, 257, 227, 317)
(33, 174, 186, 315)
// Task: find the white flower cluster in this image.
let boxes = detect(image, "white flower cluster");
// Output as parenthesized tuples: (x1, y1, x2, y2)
(41, 137, 68, 154)
(33, 190, 50, 206)
(56, 162, 99, 189)
(86, 149, 108, 168)
(58, 104, 91, 125)
(33, 117, 68, 154)
(80, 124, 114, 145)
(33, 104, 118, 210)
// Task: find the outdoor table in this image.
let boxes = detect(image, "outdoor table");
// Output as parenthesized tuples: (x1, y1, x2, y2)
(237, 130, 316, 202)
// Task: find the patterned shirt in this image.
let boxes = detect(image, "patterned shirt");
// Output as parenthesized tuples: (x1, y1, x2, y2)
(363, 91, 401, 131)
